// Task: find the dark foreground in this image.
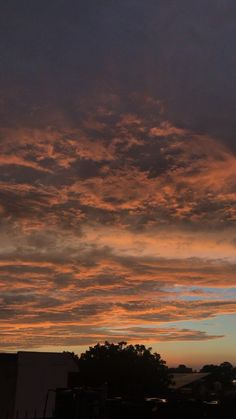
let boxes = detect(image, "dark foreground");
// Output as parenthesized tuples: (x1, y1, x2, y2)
(105, 397, 234, 419)
(54, 392, 236, 419)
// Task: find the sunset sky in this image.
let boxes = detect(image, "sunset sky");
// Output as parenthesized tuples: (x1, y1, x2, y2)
(1, 0, 236, 367)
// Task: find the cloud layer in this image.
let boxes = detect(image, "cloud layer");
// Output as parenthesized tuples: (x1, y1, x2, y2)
(0, 96, 236, 351)
(0, 1, 236, 354)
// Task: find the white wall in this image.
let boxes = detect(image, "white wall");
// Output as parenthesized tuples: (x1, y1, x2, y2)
(14, 352, 79, 418)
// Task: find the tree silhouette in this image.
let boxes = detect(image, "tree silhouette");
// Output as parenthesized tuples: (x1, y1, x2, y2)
(169, 364, 193, 373)
(200, 362, 235, 387)
(78, 341, 171, 399)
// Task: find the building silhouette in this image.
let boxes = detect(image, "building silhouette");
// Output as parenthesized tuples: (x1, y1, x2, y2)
(0, 351, 79, 419)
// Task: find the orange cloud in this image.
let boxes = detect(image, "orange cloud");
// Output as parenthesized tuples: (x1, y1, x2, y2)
(0, 96, 236, 352)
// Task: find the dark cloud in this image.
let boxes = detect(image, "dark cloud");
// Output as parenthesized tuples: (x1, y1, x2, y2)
(1, 0, 236, 152)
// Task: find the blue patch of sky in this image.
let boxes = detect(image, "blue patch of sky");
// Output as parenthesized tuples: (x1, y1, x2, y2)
(157, 313, 236, 337)
(164, 286, 236, 301)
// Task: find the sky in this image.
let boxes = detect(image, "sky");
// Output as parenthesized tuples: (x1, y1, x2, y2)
(0, 0, 236, 367)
